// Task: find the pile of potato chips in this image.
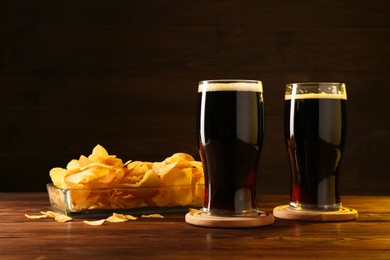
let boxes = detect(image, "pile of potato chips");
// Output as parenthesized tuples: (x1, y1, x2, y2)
(49, 145, 204, 211)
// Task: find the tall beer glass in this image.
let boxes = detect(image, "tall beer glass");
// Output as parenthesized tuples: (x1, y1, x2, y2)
(284, 82, 347, 210)
(197, 80, 264, 216)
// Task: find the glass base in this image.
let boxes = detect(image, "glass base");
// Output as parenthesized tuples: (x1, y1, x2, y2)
(202, 207, 259, 217)
(289, 201, 341, 211)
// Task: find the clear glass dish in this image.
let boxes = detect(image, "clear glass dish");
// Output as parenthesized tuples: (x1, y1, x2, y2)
(47, 183, 203, 217)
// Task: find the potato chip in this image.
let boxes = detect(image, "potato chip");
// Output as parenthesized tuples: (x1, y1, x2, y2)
(66, 159, 80, 171)
(124, 214, 137, 220)
(141, 214, 164, 218)
(162, 167, 192, 186)
(164, 153, 195, 164)
(49, 168, 69, 188)
(152, 162, 176, 178)
(151, 167, 193, 206)
(89, 145, 123, 168)
(107, 191, 145, 209)
(68, 189, 96, 210)
(152, 186, 193, 207)
(40, 211, 73, 223)
(106, 213, 129, 223)
(89, 145, 109, 161)
(83, 219, 105, 226)
(120, 166, 160, 188)
(25, 214, 48, 219)
(123, 161, 153, 184)
(124, 160, 132, 166)
(106, 213, 138, 222)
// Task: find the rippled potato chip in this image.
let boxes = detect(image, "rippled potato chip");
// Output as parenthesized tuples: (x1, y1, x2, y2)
(83, 219, 105, 226)
(49, 145, 204, 211)
(106, 213, 129, 223)
(141, 214, 164, 218)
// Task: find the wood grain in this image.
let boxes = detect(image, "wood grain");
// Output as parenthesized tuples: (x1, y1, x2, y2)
(0, 193, 389, 259)
(0, 1, 389, 193)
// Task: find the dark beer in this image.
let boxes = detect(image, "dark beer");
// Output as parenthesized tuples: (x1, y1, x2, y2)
(197, 80, 264, 215)
(285, 89, 347, 210)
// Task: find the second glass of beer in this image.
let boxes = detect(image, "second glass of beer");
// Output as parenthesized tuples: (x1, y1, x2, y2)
(197, 80, 264, 216)
(284, 82, 347, 210)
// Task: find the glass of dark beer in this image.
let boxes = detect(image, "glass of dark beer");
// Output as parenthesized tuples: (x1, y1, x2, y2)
(284, 82, 347, 210)
(197, 80, 264, 216)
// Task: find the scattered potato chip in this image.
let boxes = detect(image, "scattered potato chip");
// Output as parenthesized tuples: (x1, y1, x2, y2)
(124, 214, 137, 220)
(104, 213, 138, 223)
(106, 216, 127, 223)
(83, 219, 106, 226)
(141, 214, 164, 218)
(106, 213, 129, 223)
(41, 211, 73, 223)
(25, 214, 48, 219)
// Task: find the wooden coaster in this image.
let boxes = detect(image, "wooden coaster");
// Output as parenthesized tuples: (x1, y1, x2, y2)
(185, 210, 274, 228)
(273, 205, 358, 222)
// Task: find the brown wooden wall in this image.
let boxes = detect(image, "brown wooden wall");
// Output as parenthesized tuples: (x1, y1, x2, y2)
(1, 1, 389, 195)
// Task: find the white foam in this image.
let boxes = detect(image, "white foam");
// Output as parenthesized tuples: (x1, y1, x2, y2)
(198, 80, 262, 93)
(285, 93, 347, 100)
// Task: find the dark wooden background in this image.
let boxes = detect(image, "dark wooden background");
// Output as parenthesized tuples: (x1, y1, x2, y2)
(1, 1, 389, 195)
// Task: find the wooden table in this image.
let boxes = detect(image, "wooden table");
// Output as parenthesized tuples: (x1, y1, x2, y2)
(1, 193, 389, 259)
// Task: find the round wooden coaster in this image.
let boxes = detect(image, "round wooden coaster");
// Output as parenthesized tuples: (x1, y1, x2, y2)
(273, 205, 358, 222)
(185, 210, 275, 228)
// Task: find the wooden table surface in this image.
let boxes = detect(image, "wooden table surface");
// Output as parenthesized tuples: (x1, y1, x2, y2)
(1, 193, 389, 259)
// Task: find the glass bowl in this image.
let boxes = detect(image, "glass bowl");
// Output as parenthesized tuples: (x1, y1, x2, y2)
(47, 183, 204, 217)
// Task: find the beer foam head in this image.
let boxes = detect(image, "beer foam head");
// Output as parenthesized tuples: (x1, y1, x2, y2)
(285, 82, 347, 100)
(285, 93, 347, 100)
(198, 80, 263, 93)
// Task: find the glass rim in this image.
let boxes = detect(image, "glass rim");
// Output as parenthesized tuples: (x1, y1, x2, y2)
(200, 79, 262, 84)
(285, 82, 347, 100)
(286, 82, 346, 87)
(198, 79, 263, 93)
